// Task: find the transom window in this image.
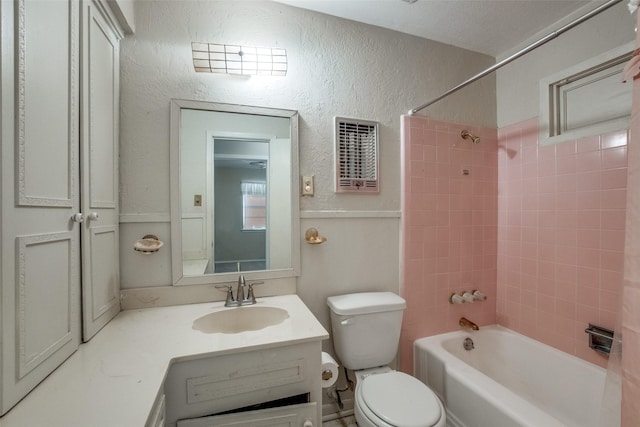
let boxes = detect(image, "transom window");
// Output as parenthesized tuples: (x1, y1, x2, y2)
(539, 42, 633, 145)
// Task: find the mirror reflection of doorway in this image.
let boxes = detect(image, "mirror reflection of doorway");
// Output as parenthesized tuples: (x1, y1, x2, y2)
(212, 138, 269, 273)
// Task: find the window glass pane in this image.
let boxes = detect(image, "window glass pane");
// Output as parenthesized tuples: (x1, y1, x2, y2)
(242, 193, 266, 230)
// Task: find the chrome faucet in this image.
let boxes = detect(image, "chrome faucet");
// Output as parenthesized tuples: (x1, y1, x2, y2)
(214, 275, 263, 307)
(459, 317, 479, 331)
(236, 274, 246, 303)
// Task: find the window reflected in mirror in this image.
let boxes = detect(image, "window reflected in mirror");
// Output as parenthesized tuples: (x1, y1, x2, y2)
(241, 181, 267, 231)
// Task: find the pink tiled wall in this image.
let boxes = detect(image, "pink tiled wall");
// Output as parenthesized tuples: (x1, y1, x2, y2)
(401, 114, 629, 374)
(622, 14, 640, 423)
(496, 119, 628, 368)
(399, 115, 498, 373)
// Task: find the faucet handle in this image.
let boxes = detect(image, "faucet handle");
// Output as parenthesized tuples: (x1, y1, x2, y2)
(461, 292, 475, 303)
(471, 290, 487, 301)
(246, 281, 264, 304)
(214, 283, 235, 305)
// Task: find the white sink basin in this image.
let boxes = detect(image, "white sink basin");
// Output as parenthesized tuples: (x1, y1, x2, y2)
(192, 306, 289, 334)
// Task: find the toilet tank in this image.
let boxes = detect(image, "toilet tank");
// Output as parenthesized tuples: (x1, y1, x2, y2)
(327, 292, 406, 370)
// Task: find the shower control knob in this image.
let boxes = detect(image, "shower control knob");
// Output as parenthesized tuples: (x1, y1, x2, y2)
(449, 293, 465, 304)
(472, 290, 487, 301)
(461, 292, 475, 303)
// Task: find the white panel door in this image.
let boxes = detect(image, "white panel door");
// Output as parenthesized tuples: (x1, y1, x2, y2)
(80, 0, 122, 341)
(1, 0, 81, 414)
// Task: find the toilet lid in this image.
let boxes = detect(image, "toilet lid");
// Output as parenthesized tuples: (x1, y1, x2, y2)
(360, 371, 441, 427)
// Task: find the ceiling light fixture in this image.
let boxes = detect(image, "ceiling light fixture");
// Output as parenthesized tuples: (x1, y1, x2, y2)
(400, 0, 418, 3)
(191, 43, 287, 76)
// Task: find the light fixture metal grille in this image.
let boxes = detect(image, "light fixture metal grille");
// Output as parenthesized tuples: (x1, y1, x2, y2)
(191, 43, 287, 76)
(334, 117, 379, 193)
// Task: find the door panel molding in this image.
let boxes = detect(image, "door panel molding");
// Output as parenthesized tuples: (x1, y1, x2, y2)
(88, 225, 120, 321)
(16, 0, 78, 207)
(16, 232, 78, 379)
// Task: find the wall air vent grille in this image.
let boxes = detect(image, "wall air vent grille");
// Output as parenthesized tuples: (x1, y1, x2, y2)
(334, 117, 379, 193)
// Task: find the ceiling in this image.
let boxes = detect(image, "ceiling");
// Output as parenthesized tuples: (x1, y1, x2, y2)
(274, 0, 603, 57)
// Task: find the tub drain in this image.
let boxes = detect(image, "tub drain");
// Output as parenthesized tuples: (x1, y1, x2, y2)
(463, 337, 474, 351)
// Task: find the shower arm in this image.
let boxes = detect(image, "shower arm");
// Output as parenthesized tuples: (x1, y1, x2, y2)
(408, 0, 623, 115)
(461, 130, 480, 144)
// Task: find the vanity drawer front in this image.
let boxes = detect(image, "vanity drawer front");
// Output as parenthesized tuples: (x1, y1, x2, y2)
(164, 342, 320, 425)
(186, 358, 305, 404)
(176, 402, 316, 427)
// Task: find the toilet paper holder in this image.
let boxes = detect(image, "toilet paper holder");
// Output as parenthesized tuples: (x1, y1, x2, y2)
(321, 351, 339, 389)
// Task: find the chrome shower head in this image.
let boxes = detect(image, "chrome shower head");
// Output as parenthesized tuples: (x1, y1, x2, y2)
(461, 130, 480, 144)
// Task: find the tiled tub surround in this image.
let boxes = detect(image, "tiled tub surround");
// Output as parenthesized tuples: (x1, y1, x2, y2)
(0, 295, 328, 426)
(400, 114, 628, 372)
(497, 120, 628, 368)
(400, 115, 499, 373)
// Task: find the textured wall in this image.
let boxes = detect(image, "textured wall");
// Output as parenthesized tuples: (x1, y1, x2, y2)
(400, 115, 498, 373)
(118, 0, 496, 304)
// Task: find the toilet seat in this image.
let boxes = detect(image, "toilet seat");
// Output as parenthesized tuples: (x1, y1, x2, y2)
(356, 371, 443, 427)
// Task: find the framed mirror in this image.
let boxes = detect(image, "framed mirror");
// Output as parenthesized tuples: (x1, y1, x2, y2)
(170, 99, 300, 286)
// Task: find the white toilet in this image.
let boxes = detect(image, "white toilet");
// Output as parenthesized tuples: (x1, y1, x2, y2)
(327, 292, 446, 427)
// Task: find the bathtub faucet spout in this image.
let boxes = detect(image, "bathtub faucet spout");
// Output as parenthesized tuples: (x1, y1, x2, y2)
(459, 317, 479, 331)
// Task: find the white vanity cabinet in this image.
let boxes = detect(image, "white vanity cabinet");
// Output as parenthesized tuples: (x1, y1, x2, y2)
(0, 0, 122, 415)
(147, 394, 167, 427)
(0, 296, 328, 426)
(163, 341, 322, 427)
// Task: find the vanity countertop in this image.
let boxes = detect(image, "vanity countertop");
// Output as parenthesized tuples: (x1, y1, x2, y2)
(0, 294, 329, 427)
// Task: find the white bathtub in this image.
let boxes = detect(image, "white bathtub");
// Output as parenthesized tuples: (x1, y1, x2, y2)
(414, 325, 607, 427)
